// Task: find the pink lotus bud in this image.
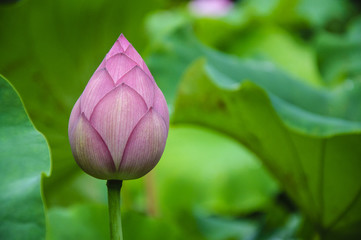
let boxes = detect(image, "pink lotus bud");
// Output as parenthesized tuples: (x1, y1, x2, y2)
(68, 34, 169, 180)
(189, 0, 233, 17)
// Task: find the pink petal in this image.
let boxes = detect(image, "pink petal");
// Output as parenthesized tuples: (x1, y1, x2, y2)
(116, 66, 155, 108)
(106, 40, 124, 60)
(68, 98, 81, 136)
(106, 53, 137, 83)
(80, 69, 115, 119)
(69, 114, 115, 179)
(124, 45, 144, 67)
(118, 34, 130, 51)
(119, 108, 168, 179)
(90, 84, 148, 169)
(153, 87, 169, 129)
(124, 44, 155, 80)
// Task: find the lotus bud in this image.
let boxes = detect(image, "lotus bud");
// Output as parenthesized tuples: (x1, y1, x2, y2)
(189, 0, 233, 17)
(68, 34, 169, 180)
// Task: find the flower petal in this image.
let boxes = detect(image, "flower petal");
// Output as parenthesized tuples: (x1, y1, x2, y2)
(90, 84, 148, 169)
(118, 34, 130, 51)
(106, 40, 124, 60)
(68, 97, 81, 136)
(153, 87, 169, 129)
(106, 53, 137, 83)
(80, 69, 115, 119)
(69, 114, 115, 179)
(119, 108, 168, 179)
(124, 45, 154, 79)
(124, 45, 143, 67)
(116, 66, 155, 108)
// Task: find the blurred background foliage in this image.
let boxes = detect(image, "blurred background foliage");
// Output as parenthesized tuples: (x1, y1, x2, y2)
(1, 0, 361, 239)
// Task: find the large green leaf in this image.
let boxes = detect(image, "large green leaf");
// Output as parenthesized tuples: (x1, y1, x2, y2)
(148, 26, 361, 135)
(148, 9, 324, 87)
(172, 59, 361, 238)
(147, 25, 361, 237)
(0, 75, 51, 240)
(156, 126, 278, 217)
(147, 19, 361, 236)
(226, 25, 323, 86)
(46, 205, 109, 240)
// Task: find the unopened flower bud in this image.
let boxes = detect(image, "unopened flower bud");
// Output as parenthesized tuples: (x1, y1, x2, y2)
(68, 34, 169, 180)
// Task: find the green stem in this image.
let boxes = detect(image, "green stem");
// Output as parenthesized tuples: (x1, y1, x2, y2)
(107, 180, 123, 240)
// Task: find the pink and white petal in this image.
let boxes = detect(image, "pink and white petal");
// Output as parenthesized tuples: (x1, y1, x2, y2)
(90, 84, 148, 169)
(118, 34, 130, 51)
(124, 45, 154, 80)
(119, 108, 168, 180)
(68, 98, 81, 136)
(124, 45, 144, 67)
(106, 54, 137, 83)
(153, 87, 169, 129)
(106, 40, 124, 60)
(116, 66, 155, 108)
(69, 114, 116, 180)
(81, 69, 114, 119)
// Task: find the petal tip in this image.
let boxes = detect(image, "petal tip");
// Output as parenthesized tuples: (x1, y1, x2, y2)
(117, 34, 131, 51)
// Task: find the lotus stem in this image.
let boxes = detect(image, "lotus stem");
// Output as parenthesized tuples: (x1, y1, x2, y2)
(107, 180, 123, 240)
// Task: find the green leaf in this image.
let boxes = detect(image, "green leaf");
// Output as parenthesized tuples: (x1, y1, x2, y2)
(147, 25, 361, 237)
(226, 25, 323, 86)
(148, 11, 323, 87)
(172, 59, 361, 238)
(148, 26, 361, 136)
(46, 205, 109, 240)
(0, 75, 51, 240)
(157, 126, 278, 217)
